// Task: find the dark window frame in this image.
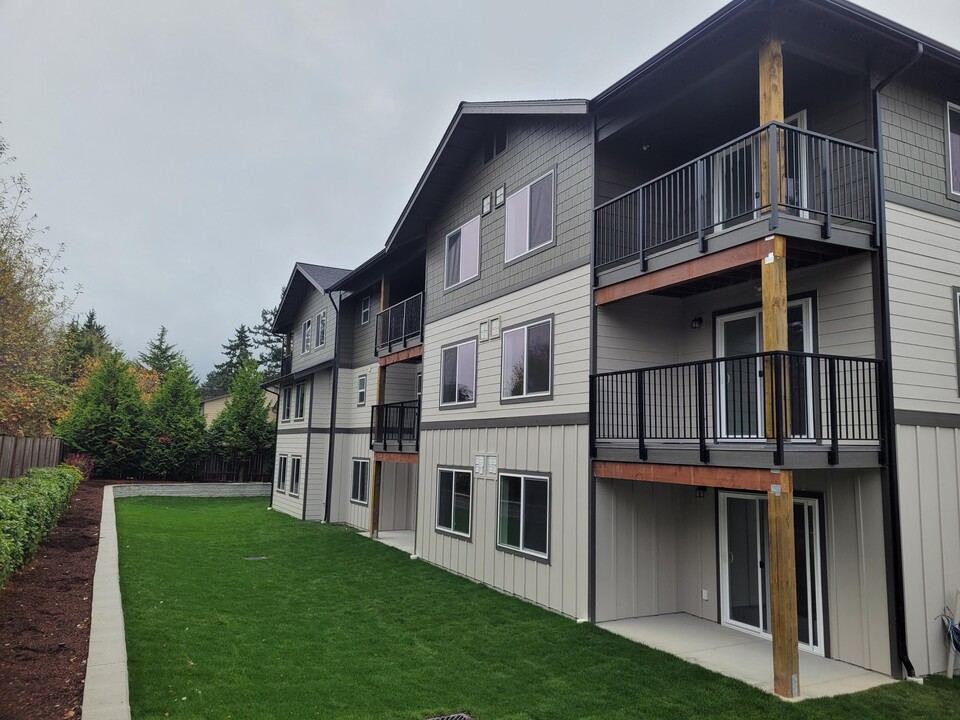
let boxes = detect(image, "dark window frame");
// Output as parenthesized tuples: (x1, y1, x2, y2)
(351, 458, 370, 505)
(500, 315, 554, 404)
(495, 471, 551, 562)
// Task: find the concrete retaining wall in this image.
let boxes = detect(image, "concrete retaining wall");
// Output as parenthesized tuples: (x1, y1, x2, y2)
(112, 482, 271, 499)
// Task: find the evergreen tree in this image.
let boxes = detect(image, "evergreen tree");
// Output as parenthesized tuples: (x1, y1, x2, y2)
(138, 325, 183, 377)
(144, 361, 207, 479)
(58, 310, 114, 386)
(209, 358, 274, 480)
(200, 324, 253, 399)
(252, 305, 283, 381)
(55, 351, 148, 478)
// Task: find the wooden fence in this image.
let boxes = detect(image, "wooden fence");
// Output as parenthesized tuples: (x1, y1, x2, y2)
(0, 436, 64, 479)
(197, 451, 273, 483)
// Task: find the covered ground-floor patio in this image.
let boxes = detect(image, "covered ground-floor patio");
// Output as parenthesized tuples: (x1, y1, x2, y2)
(371, 528, 416, 555)
(598, 613, 895, 699)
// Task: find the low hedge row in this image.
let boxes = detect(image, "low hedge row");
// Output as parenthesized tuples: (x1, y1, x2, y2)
(0, 465, 84, 588)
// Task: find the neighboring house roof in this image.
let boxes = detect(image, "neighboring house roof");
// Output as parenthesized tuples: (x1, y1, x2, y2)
(273, 262, 351, 333)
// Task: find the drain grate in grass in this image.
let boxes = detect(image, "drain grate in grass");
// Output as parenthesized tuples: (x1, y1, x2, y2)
(427, 713, 474, 720)
(243, 556, 267, 561)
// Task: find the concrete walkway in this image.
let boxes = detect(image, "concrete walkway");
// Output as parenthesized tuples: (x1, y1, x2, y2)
(81, 483, 270, 720)
(598, 613, 896, 699)
(372, 529, 416, 556)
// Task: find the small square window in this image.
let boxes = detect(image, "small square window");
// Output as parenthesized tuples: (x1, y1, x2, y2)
(351, 459, 369, 504)
(436, 468, 472, 537)
(275, 455, 288, 492)
(445, 217, 481, 289)
(294, 382, 306, 420)
(301, 318, 312, 353)
(357, 374, 367, 406)
(440, 339, 477, 406)
(361, 297, 371, 325)
(289, 456, 302, 496)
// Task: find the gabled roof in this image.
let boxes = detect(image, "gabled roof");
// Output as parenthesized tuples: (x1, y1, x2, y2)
(272, 262, 351, 334)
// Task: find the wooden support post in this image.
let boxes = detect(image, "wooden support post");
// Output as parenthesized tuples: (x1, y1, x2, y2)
(759, 38, 784, 217)
(762, 235, 789, 440)
(368, 459, 382, 538)
(768, 471, 799, 697)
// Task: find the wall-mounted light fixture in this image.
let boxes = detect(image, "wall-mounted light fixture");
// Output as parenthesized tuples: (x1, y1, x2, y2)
(690, 316, 703, 330)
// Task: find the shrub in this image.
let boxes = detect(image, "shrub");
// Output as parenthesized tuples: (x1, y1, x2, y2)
(0, 465, 83, 587)
(64, 452, 95, 481)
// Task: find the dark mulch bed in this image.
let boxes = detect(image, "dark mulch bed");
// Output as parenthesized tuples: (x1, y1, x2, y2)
(0, 478, 114, 720)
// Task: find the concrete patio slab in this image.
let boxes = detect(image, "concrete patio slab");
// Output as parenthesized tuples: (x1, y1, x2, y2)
(371, 529, 416, 556)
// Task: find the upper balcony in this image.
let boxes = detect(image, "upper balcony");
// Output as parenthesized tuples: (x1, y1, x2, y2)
(370, 400, 420, 454)
(590, 351, 886, 470)
(594, 123, 878, 290)
(375, 292, 423, 359)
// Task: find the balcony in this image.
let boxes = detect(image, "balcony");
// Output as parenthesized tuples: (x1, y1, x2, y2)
(594, 122, 878, 283)
(590, 351, 885, 469)
(370, 400, 420, 454)
(280, 354, 292, 377)
(375, 293, 423, 357)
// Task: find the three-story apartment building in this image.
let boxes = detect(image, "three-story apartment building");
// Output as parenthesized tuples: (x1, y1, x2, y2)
(268, 0, 960, 696)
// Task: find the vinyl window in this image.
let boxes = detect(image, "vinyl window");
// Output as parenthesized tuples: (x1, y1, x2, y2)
(351, 459, 369, 504)
(301, 318, 312, 353)
(294, 382, 306, 420)
(281, 387, 292, 422)
(436, 468, 472, 537)
(505, 172, 554, 262)
(444, 216, 481, 289)
(289, 456, 302, 496)
(501, 319, 552, 399)
(360, 297, 371, 325)
(949, 103, 960, 198)
(316, 310, 327, 346)
(275, 455, 288, 492)
(357, 374, 367, 406)
(497, 473, 549, 558)
(440, 339, 476, 406)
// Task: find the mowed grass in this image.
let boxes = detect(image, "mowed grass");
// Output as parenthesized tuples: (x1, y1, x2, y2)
(116, 497, 960, 720)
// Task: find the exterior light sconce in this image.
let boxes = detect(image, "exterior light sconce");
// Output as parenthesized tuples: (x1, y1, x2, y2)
(690, 316, 703, 330)
(695, 486, 706, 498)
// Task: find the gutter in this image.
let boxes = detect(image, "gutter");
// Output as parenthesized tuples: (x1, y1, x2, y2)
(872, 41, 924, 679)
(323, 291, 342, 523)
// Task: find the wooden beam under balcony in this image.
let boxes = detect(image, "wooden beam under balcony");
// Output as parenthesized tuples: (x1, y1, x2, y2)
(374, 451, 418, 464)
(379, 344, 423, 367)
(595, 237, 775, 304)
(593, 460, 783, 492)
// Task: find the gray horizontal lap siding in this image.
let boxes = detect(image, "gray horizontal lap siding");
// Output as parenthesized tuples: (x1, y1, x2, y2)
(291, 289, 339, 375)
(341, 287, 381, 368)
(424, 115, 593, 323)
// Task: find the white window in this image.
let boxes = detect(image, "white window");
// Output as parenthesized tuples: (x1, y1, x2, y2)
(360, 297, 371, 325)
(289, 456, 302, 496)
(301, 318, 312, 353)
(436, 468, 472, 537)
(357, 374, 367, 406)
(440, 339, 476, 406)
(281, 387, 292, 422)
(316, 310, 327, 347)
(275, 455, 288, 492)
(948, 102, 960, 198)
(501, 319, 552, 400)
(351, 459, 369, 504)
(416, 371, 422, 398)
(505, 172, 554, 262)
(497, 473, 549, 558)
(444, 216, 481, 289)
(294, 382, 306, 420)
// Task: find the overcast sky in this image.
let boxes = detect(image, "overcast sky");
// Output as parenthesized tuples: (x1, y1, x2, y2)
(0, 0, 957, 376)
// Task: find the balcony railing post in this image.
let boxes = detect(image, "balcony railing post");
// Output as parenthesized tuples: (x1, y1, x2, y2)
(827, 356, 840, 465)
(589, 376, 597, 458)
(768, 125, 780, 231)
(871, 152, 881, 247)
(697, 362, 709, 464)
(369, 406, 376, 451)
(773, 352, 785, 466)
(697, 157, 707, 254)
(637, 370, 647, 461)
(821, 137, 833, 239)
(638, 188, 647, 272)
(397, 404, 404, 452)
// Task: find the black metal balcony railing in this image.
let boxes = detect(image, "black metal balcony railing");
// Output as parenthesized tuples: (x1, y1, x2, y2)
(590, 351, 884, 466)
(370, 400, 420, 452)
(280, 354, 292, 377)
(595, 122, 879, 269)
(376, 293, 423, 356)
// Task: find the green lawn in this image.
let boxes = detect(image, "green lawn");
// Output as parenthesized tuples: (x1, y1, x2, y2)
(116, 497, 959, 720)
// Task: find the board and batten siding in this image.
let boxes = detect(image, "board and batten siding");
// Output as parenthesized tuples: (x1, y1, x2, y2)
(886, 202, 960, 412)
(420, 265, 591, 424)
(272, 433, 307, 519)
(416, 423, 589, 619)
(896, 424, 960, 676)
(291, 289, 339, 374)
(328, 431, 374, 530)
(379, 462, 417, 532)
(302, 431, 329, 521)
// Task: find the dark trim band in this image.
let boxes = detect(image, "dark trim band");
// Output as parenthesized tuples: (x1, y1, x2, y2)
(421, 412, 588, 431)
(895, 409, 960, 429)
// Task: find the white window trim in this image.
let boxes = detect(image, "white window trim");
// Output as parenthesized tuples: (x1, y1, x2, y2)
(416, 371, 422, 398)
(280, 387, 292, 423)
(504, 170, 555, 263)
(500, 319, 553, 400)
(289, 456, 302, 497)
(444, 215, 482, 290)
(294, 382, 307, 421)
(316, 310, 327, 347)
(947, 101, 960, 198)
(301, 318, 312, 354)
(360, 297, 371, 325)
(439, 339, 477, 407)
(357, 374, 367, 406)
(351, 459, 370, 505)
(435, 467, 472, 538)
(275, 455, 288, 493)
(496, 472, 549, 560)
